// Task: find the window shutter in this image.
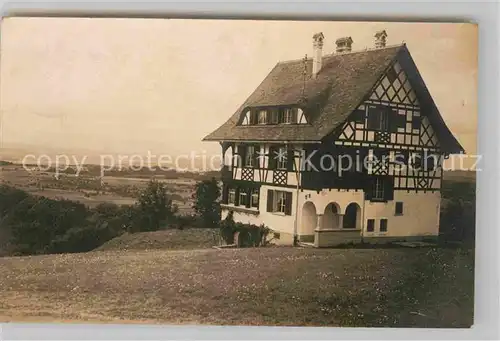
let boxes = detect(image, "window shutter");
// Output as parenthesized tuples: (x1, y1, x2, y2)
(240, 146, 247, 168)
(384, 177, 394, 201)
(284, 192, 293, 215)
(245, 188, 251, 208)
(235, 188, 240, 206)
(268, 146, 277, 169)
(222, 184, 229, 204)
(286, 148, 294, 171)
(267, 190, 274, 212)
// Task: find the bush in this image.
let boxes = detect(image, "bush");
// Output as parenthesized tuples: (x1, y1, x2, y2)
(219, 211, 270, 247)
(132, 180, 178, 232)
(173, 214, 201, 230)
(440, 180, 476, 245)
(0, 180, 185, 255)
(192, 178, 221, 228)
(6, 196, 90, 255)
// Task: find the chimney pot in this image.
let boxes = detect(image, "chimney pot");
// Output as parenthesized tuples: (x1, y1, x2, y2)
(312, 32, 324, 78)
(374, 30, 388, 48)
(335, 36, 353, 54)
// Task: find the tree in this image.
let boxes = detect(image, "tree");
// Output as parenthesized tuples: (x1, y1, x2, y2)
(133, 180, 177, 232)
(192, 177, 221, 228)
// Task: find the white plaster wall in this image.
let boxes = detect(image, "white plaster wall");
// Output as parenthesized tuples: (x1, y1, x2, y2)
(221, 184, 298, 236)
(363, 190, 441, 238)
(298, 189, 364, 215)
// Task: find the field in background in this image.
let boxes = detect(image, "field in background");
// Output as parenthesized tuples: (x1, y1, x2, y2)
(0, 164, 198, 214)
(1, 165, 475, 210)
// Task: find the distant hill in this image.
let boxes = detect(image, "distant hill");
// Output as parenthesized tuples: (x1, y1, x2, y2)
(0, 143, 220, 171)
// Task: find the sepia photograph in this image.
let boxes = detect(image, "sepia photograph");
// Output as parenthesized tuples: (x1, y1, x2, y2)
(0, 18, 477, 328)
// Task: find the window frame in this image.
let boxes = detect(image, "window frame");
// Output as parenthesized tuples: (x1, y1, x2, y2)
(380, 219, 388, 232)
(275, 191, 287, 213)
(395, 202, 403, 215)
(283, 108, 293, 124)
(228, 188, 236, 205)
(277, 146, 288, 170)
(245, 145, 255, 167)
(238, 190, 248, 207)
(367, 106, 390, 131)
(251, 188, 259, 208)
(267, 190, 292, 215)
(367, 219, 375, 232)
(373, 177, 385, 201)
(258, 110, 267, 125)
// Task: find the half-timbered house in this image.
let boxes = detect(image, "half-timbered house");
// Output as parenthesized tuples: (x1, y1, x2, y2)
(203, 30, 464, 247)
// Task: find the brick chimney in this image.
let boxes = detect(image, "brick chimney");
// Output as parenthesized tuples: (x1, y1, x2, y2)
(312, 32, 324, 78)
(335, 36, 353, 53)
(374, 30, 387, 48)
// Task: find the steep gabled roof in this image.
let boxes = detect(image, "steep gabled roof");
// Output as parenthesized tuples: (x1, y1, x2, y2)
(203, 44, 463, 154)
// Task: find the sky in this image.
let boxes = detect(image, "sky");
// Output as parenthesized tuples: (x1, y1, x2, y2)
(0, 18, 477, 165)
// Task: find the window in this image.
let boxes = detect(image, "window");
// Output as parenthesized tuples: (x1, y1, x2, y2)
(277, 146, 288, 170)
(283, 109, 293, 124)
(373, 177, 385, 200)
(380, 219, 388, 232)
(238, 190, 248, 207)
(258, 110, 267, 124)
(395, 202, 403, 215)
(251, 188, 259, 208)
(270, 109, 279, 124)
(245, 145, 255, 167)
(367, 106, 389, 131)
(367, 219, 375, 232)
(276, 191, 287, 213)
(266, 190, 292, 215)
(228, 188, 236, 205)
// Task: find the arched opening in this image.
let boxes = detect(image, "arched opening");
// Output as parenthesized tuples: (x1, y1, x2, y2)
(343, 203, 361, 229)
(301, 201, 317, 236)
(322, 202, 340, 230)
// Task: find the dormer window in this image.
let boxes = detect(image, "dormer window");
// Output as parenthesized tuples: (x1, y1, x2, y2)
(283, 108, 296, 124)
(240, 107, 307, 126)
(283, 109, 292, 124)
(258, 110, 267, 124)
